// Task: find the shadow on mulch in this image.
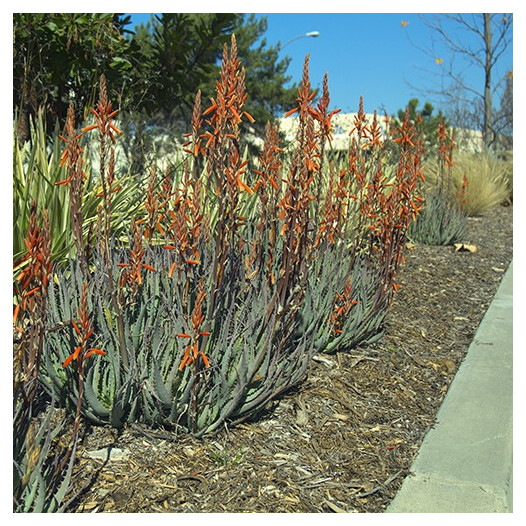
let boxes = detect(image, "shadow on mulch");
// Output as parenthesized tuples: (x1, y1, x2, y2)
(69, 204, 513, 513)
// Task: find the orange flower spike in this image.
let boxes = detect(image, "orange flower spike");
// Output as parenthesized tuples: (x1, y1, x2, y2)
(200, 352, 210, 368)
(178, 346, 192, 370)
(62, 353, 76, 368)
(81, 124, 98, 134)
(85, 348, 107, 359)
(284, 107, 298, 118)
(72, 320, 81, 336)
(238, 177, 254, 194)
(243, 111, 255, 123)
(203, 101, 218, 116)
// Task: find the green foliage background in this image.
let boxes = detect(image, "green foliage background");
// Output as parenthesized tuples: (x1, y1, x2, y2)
(13, 13, 297, 142)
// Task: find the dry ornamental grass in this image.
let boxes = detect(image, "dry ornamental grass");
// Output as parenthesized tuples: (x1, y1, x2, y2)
(423, 151, 512, 216)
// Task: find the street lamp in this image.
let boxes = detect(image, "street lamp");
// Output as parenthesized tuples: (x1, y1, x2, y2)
(282, 31, 320, 49)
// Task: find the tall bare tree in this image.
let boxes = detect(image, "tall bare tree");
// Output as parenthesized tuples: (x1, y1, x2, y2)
(409, 14, 513, 151)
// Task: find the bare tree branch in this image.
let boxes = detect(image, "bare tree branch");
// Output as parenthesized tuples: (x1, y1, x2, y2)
(407, 13, 513, 150)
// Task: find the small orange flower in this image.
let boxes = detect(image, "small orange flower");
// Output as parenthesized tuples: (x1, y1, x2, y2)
(284, 107, 298, 118)
(243, 111, 255, 123)
(84, 348, 107, 359)
(237, 176, 254, 194)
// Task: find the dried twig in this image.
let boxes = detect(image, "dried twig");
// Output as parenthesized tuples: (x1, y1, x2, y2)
(352, 469, 404, 498)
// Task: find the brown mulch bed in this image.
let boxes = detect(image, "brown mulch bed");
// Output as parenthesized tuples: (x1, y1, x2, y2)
(69, 204, 513, 513)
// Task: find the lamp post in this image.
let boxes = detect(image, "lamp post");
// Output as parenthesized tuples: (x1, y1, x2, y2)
(282, 31, 320, 49)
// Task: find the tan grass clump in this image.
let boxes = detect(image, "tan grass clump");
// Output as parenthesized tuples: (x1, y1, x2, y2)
(423, 151, 512, 216)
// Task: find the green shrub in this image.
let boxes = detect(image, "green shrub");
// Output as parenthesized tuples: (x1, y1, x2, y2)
(13, 110, 143, 269)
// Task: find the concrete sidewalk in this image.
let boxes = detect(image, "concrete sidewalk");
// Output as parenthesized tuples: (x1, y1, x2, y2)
(387, 260, 513, 513)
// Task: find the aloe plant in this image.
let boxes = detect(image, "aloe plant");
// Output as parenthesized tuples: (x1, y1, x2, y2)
(13, 400, 78, 512)
(135, 243, 314, 436)
(409, 119, 468, 245)
(303, 248, 388, 355)
(40, 255, 140, 428)
(13, 204, 77, 513)
(18, 36, 428, 446)
(408, 191, 467, 245)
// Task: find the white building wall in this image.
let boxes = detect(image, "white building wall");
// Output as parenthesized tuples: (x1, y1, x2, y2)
(278, 113, 484, 153)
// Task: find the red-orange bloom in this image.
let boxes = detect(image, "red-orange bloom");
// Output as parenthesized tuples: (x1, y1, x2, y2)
(284, 107, 298, 118)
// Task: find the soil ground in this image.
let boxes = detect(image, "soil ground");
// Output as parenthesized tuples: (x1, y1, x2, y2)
(68, 204, 513, 513)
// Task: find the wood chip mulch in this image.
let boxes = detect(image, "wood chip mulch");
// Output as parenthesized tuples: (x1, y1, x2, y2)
(68, 204, 513, 513)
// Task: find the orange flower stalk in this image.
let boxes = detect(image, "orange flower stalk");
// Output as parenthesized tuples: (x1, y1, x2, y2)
(183, 90, 204, 159)
(312, 73, 341, 145)
(254, 122, 283, 286)
(362, 111, 383, 149)
(198, 34, 255, 312)
(393, 107, 415, 148)
(349, 96, 368, 141)
(13, 204, 53, 404)
(144, 166, 159, 245)
(119, 220, 155, 291)
(272, 54, 327, 311)
(178, 282, 210, 371)
(57, 103, 87, 267)
(436, 117, 456, 198)
(87, 74, 121, 143)
(62, 282, 106, 369)
(330, 277, 358, 335)
(61, 281, 106, 438)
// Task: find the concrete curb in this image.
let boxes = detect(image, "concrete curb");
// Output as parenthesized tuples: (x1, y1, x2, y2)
(386, 260, 513, 513)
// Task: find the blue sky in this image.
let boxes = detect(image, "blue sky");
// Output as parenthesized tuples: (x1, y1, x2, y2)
(125, 10, 513, 118)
